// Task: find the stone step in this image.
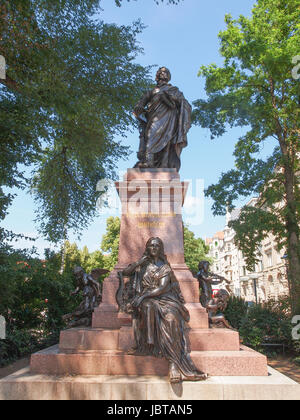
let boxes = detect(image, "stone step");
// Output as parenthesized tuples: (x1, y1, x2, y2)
(92, 303, 209, 329)
(1, 366, 299, 400)
(30, 345, 268, 377)
(59, 327, 240, 353)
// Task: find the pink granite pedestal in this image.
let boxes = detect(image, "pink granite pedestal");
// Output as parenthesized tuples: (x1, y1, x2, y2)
(93, 169, 207, 330)
(30, 169, 269, 378)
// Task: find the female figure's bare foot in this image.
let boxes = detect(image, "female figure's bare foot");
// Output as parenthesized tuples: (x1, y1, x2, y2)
(183, 372, 208, 381)
(127, 347, 142, 355)
(169, 362, 182, 383)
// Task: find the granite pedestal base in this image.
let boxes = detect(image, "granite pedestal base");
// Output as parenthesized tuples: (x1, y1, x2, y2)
(1, 366, 299, 400)
(30, 344, 268, 377)
(6, 169, 273, 398)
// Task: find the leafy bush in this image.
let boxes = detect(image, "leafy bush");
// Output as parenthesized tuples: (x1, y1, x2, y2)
(0, 339, 19, 367)
(239, 320, 265, 350)
(0, 246, 79, 366)
(0, 329, 60, 367)
(293, 339, 300, 356)
(242, 304, 292, 344)
(224, 295, 296, 355)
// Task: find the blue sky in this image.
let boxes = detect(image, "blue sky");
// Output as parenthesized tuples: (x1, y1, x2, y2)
(3, 0, 270, 255)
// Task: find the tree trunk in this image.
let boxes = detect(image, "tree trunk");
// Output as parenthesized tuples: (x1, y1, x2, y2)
(284, 164, 300, 315)
(59, 241, 66, 275)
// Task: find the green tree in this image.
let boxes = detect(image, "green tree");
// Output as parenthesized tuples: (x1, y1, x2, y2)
(0, 0, 152, 245)
(0, 0, 183, 246)
(183, 225, 211, 273)
(0, 247, 76, 332)
(84, 250, 106, 274)
(80, 246, 90, 270)
(101, 216, 121, 270)
(193, 0, 300, 313)
(63, 241, 81, 272)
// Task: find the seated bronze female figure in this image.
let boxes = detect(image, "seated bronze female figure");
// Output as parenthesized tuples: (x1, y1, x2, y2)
(117, 237, 207, 383)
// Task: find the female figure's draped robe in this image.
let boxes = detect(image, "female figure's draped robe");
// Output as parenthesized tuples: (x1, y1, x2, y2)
(132, 262, 199, 378)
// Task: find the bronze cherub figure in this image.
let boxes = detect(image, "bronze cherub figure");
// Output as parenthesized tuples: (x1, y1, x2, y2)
(196, 260, 231, 308)
(206, 289, 235, 330)
(63, 266, 109, 328)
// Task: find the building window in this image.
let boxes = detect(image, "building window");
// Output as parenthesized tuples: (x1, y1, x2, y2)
(260, 287, 266, 302)
(266, 251, 272, 267)
(268, 275, 275, 297)
(278, 274, 287, 295)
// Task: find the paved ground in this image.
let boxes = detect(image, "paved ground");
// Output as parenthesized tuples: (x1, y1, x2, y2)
(268, 357, 300, 384)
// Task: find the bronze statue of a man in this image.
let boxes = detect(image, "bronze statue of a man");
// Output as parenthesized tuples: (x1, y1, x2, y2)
(116, 237, 207, 383)
(133, 67, 191, 171)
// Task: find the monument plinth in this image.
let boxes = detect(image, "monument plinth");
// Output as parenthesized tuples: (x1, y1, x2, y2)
(29, 168, 268, 378)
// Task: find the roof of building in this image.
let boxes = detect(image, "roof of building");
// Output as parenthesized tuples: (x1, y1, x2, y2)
(206, 231, 224, 245)
(214, 231, 224, 240)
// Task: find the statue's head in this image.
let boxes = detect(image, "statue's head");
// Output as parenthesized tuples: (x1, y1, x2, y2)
(144, 237, 167, 262)
(198, 260, 210, 272)
(156, 67, 171, 84)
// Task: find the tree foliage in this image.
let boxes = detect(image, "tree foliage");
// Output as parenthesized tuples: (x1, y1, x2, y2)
(183, 225, 210, 273)
(0, 0, 152, 243)
(101, 216, 121, 270)
(193, 0, 300, 313)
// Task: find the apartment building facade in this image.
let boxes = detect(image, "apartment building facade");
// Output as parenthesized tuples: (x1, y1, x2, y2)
(206, 201, 289, 303)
